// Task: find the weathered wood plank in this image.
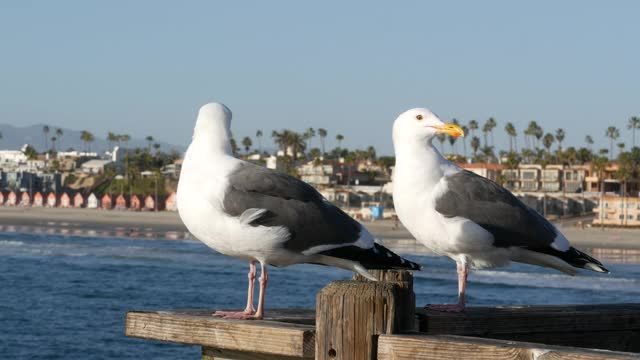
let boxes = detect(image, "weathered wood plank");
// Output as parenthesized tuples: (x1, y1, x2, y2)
(125, 309, 315, 358)
(377, 334, 639, 360)
(202, 346, 305, 360)
(417, 303, 640, 352)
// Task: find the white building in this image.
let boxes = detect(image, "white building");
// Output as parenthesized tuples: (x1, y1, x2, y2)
(81, 160, 115, 174)
(87, 193, 99, 209)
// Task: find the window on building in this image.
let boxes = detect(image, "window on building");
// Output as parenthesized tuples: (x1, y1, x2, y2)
(619, 214, 624, 220)
(620, 203, 625, 208)
(628, 215, 634, 220)
(628, 203, 635, 209)
(604, 202, 609, 208)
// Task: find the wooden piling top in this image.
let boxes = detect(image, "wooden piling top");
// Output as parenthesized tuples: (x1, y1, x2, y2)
(126, 309, 315, 359)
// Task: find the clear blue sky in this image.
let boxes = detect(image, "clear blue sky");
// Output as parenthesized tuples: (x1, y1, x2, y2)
(1, 1, 638, 155)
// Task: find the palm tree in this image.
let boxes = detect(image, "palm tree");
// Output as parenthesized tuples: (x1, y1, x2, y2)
(336, 134, 344, 148)
(485, 117, 497, 146)
(255, 130, 263, 153)
(617, 142, 625, 155)
(42, 125, 50, 151)
(585, 135, 594, 151)
(304, 127, 315, 150)
(50, 136, 57, 152)
(0, 131, 3, 145)
(80, 131, 95, 152)
(468, 120, 478, 138)
(481, 121, 490, 147)
(318, 128, 327, 154)
(542, 133, 555, 155)
(56, 128, 63, 150)
(460, 125, 469, 156)
(470, 136, 480, 158)
(555, 128, 565, 152)
(627, 116, 640, 148)
(504, 122, 517, 152)
(242, 136, 252, 154)
(107, 132, 117, 149)
(605, 126, 620, 160)
(229, 137, 238, 155)
(153, 143, 161, 155)
(121, 134, 131, 148)
(592, 155, 609, 227)
(145, 136, 154, 152)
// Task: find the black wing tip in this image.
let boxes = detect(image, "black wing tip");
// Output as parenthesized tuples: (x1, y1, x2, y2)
(318, 243, 423, 271)
(563, 247, 609, 274)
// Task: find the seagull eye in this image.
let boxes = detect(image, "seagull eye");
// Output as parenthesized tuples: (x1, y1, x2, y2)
(416, 115, 423, 121)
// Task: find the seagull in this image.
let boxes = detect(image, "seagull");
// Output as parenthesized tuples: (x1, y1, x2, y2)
(177, 102, 421, 320)
(391, 108, 608, 312)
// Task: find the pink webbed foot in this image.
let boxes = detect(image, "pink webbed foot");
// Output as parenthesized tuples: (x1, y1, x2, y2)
(425, 303, 466, 313)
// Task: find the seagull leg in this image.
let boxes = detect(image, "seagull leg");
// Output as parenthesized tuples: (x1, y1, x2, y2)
(426, 261, 468, 312)
(213, 261, 257, 318)
(214, 262, 267, 320)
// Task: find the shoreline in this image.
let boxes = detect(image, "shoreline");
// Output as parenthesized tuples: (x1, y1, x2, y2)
(1, 207, 640, 253)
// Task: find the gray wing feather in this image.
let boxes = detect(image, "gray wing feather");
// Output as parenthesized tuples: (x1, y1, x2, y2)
(435, 170, 557, 249)
(223, 163, 362, 252)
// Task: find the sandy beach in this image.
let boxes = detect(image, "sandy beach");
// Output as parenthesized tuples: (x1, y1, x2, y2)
(1, 207, 639, 252)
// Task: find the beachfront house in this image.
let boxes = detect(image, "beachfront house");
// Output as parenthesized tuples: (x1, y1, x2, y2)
(144, 195, 155, 211)
(46, 192, 56, 207)
(593, 196, 640, 227)
(101, 194, 112, 210)
(130, 195, 141, 211)
(60, 193, 71, 208)
(115, 194, 127, 210)
(165, 192, 177, 211)
(19, 192, 30, 206)
(7, 191, 17, 206)
(81, 159, 115, 174)
(74, 193, 84, 208)
(87, 193, 98, 209)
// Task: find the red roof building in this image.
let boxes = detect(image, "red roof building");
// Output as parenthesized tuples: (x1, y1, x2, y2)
(74, 193, 84, 208)
(19, 192, 31, 206)
(33, 192, 43, 207)
(101, 194, 112, 210)
(60, 193, 71, 208)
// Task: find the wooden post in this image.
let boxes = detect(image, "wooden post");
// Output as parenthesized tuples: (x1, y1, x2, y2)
(353, 270, 415, 331)
(316, 270, 414, 360)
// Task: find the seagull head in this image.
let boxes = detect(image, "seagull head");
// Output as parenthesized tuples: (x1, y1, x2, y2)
(392, 108, 464, 145)
(192, 102, 233, 153)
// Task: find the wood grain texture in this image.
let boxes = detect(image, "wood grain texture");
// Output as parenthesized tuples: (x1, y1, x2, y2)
(202, 346, 305, 360)
(315, 280, 401, 360)
(377, 334, 639, 360)
(353, 270, 416, 331)
(125, 309, 314, 358)
(417, 303, 640, 352)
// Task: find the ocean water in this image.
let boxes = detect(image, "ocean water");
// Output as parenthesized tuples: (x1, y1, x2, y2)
(1, 233, 639, 359)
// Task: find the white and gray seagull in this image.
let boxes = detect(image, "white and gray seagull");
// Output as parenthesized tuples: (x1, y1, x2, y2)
(391, 107, 608, 312)
(177, 102, 420, 320)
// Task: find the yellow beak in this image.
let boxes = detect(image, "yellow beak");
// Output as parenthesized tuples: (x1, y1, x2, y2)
(435, 123, 464, 138)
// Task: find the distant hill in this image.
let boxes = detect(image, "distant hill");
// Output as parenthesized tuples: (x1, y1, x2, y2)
(0, 123, 183, 154)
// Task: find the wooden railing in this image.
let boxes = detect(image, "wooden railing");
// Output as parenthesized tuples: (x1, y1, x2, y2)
(125, 271, 640, 359)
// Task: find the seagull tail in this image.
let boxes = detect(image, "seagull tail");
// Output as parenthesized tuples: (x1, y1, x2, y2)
(318, 243, 422, 272)
(560, 247, 610, 274)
